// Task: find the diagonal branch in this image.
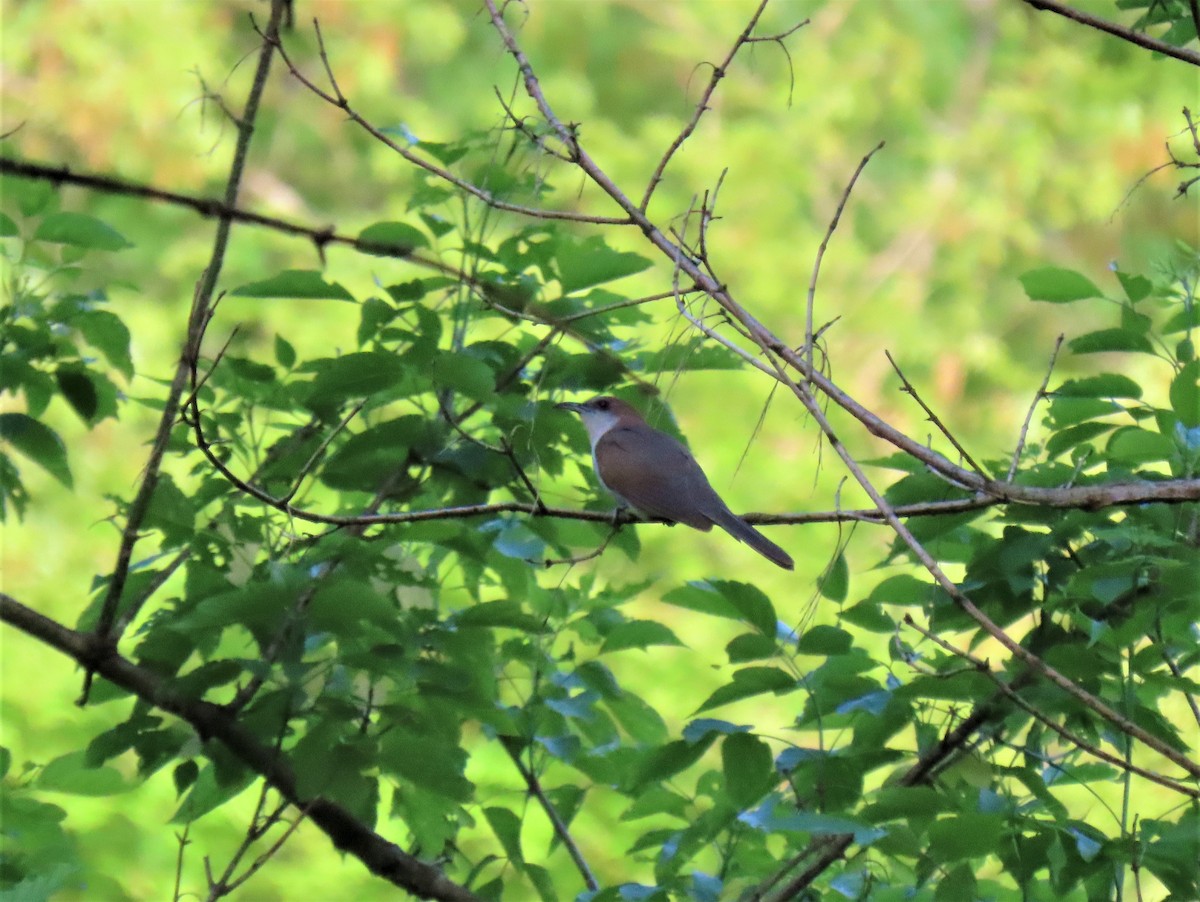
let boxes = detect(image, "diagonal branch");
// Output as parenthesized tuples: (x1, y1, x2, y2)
(88, 0, 289, 687)
(482, 0, 1200, 783)
(1021, 0, 1200, 66)
(0, 592, 481, 902)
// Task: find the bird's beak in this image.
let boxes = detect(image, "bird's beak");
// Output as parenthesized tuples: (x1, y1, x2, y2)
(555, 401, 584, 414)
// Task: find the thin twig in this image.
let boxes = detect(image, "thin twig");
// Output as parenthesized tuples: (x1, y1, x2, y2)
(1007, 334, 1064, 481)
(806, 142, 884, 379)
(86, 0, 288, 698)
(885, 349, 989, 479)
(500, 738, 599, 891)
(903, 615, 1200, 799)
(640, 1, 808, 211)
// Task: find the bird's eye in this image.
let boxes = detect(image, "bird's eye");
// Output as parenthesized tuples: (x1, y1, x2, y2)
(596, 399, 609, 410)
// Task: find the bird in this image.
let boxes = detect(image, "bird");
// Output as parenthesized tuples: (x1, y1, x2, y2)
(555, 395, 794, 570)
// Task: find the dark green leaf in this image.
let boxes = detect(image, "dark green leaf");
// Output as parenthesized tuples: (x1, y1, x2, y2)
(1170, 359, 1199, 428)
(819, 551, 849, 602)
(721, 733, 772, 809)
(173, 761, 199, 797)
(483, 806, 524, 864)
(1068, 328, 1154, 355)
(796, 625, 853, 656)
(927, 813, 1004, 860)
(631, 736, 716, 789)
(0, 413, 73, 487)
(555, 235, 652, 293)
(231, 270, 355, 301)
(379, 730, 473, 802)
(726, 632, 776, 662)
(55, 369, 98, 422)
(304, 352, 408, 411)
(358, 221, 429, 256)
(429, 350, 496, 400)
(695, 667, 796, 713)
(601, 620, 684, 653)
(37, 751, 130, 796)
(34, 212, 131, 250)
(669, 580, 778, 636)
(455, 600, 545, 631)
(1053, 374, 1142, 399)
(1115, 271, 1152, 303)
(274, 334, 296, 368)
(75, 310, 133, 379)
(1106, 426, 1175, 465)
(0, 211, 18, 236)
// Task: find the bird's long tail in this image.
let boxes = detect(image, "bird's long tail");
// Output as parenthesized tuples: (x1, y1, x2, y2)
(712, 508, 794, 570)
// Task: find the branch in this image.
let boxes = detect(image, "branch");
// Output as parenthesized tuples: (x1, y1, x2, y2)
(639, 1, 809, 211)
(0, 592, 481, 902)
(500, 738, 598, 891)
(903, 615, 1200, 799)
(481, 0, 1200, 784)
(1022, 0, 1200, 66)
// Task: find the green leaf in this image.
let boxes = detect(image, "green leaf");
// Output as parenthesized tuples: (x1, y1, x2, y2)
(721, 733, 773, 809)
(455, 600, 545, 631)
(36, 751, 130, 796)
(75, 310, 133, 379)
(34, 212, 132, 250)
(934, 864, 978, 902)
(358, 221, 430, 256)
(839, 601, 895, 633)
(726, 633, 776, 662)
(631, 735, 717, 788)
(555, 235, 652, 293)
(819, 551, 849, 602)
(600, 620, 685, 653)
(1054, 374, 1142, 399)
(1106, 426, 1175, 465)
(173, 761, 199, 797)
(661, 581, 740, 620)
(0, 210, 18, 236)
(1170, 359, 1200, 428)
(796, 624, 853, 656)
(379, 730, 473, 802)
(695, 666, 795, 713)
(1115, 270, 1152, 303)
(231, 270, 355, 301)
(55, 369, 98, 422)
(429, 350, 496, 400)
(663, 580, 777, 636)
(0, 413, 73, 488)
(274, 334, 296, 368)
(171, 762, 255, 824)
(927, 813, 1005, 860)
(1019, 267, 1100, 302)
(866, 573, 936, 607)
(483, 807, 524, 864)
(304, 352, 408, 411)
(1068, 328, 1154, 355)
(320, 415, 430, 489)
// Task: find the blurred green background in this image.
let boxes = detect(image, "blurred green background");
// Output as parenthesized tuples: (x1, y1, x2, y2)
(2, 0, 1195, 897)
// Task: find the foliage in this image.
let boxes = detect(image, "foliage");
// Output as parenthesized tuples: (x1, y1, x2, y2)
(2, 2, 1198, 901)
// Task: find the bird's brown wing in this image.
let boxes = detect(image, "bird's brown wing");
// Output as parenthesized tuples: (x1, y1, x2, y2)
(594, 425, 718, 530)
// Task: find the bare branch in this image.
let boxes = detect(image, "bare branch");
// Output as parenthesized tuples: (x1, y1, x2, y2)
(1021, 0, 1200, 66)
(1007, 334, 1064, 481)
